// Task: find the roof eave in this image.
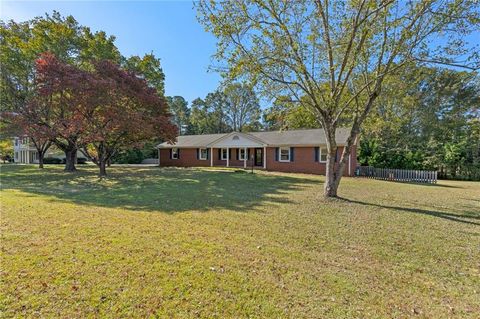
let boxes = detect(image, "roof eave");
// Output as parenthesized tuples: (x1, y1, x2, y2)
(205, 131, 267, 147)
(158, 142, 348, 148)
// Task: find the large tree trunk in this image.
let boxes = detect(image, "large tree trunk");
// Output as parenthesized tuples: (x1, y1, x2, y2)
(99, 160, 107, 177)
(38, 151, 45, 169)
(64, 148, 77, 172)
(324, 157, 339, 197)
(31, 139, 52, 170)
(96, 142, 109, 177)
(322, 93, 374, 198)
(324, 134, 358, 198)
(55, 139, 78, 172)
(323, 125, 340, 198)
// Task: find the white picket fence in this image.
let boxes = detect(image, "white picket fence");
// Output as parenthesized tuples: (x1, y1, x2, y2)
(356, 166, 437, 184)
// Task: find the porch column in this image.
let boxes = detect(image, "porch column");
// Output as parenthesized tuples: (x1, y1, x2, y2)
(158, 148, 161, 167)
(348, 153, 351, 176)
(263, 146, 266, 169)
(226, 147, 229, 167)
(210, 148, 213, 167)
(243, 147, 247, 168)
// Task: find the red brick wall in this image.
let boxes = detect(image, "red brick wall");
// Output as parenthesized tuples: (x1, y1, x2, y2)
(159, 148, 249, 168)
(159, 148, 210, 167)
(350, 145, 357, 176)
(265, 146, 356, 176)
(159, 146, 357, 176)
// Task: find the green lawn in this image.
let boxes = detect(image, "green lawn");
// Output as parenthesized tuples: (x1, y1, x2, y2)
(1, 165, 479, 318)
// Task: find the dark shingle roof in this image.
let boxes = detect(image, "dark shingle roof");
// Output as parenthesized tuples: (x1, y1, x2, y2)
(157, 128, 351, 148)
(249, 128, 350, 146)
(158, 133, 225, 148)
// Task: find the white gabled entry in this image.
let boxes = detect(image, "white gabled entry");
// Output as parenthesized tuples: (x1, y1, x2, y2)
(207, 132, 268, 169)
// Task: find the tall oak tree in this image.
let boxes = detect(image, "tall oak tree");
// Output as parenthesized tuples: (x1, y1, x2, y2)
(197, 0, 480, 197)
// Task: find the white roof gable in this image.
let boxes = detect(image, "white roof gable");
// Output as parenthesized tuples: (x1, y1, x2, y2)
(207, 132, 266, 148)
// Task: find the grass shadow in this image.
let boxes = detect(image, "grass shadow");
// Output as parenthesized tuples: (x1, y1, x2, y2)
(357, 178, 464, 189)
(1, 165, 316, 213)
(338, 197, 480, 226)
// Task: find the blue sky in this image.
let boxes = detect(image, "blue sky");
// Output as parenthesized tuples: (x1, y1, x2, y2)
(2, 1, 478, 106)
(1, 0, 221, 104)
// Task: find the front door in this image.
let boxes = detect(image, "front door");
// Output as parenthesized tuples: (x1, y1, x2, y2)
(254, 148, 263, 166)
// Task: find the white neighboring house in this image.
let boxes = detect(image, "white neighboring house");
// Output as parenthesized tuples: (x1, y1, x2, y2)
(12, 136, 87, 164)
(13, 136, 38, 164)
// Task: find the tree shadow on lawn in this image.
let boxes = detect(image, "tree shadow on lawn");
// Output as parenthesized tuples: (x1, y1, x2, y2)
(364, 179, 464, 189)
(403, 181, 463, 189)
(339, 197, 480, 226)
(1, 165, 317, 213)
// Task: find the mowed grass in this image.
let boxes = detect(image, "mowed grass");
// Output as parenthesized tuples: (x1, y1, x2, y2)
(1, 165, 479, 318)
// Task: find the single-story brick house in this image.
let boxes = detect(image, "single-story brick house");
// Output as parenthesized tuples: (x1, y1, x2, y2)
(156, 128, 357, 176)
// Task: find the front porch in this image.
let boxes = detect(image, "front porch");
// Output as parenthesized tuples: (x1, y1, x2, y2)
(209, 147, 266, 169)
(205, 132, 267, 169)
(158, 132, 269, 170)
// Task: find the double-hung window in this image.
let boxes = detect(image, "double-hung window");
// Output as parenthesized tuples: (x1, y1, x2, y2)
(221, 148, 228, 160)
(319, 147, 328, 162)
(199, 148, 208, 160)
(279, 147, 290, 162)
(171, 148, 179, 159)
(239, 148, 247, 160)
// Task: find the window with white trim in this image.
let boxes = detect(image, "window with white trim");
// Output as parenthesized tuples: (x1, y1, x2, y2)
(239, 148, 247, 160)
(279, 147, 290, 162)
(199, 148, 208, 160)
(171, 148, 179, 159)
(319, 147, 328, 162)
(221, 148, 229, 160)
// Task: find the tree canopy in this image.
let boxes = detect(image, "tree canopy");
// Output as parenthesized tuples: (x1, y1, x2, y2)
(167, 96, 190, 135)
(360, 64, 480, 180)
(22, 53, 176, 176)
(188, 83, 262, 134)
(197, 0, 480, 197)
(223, 83, 261, 132)
(1, 11, 169, 172)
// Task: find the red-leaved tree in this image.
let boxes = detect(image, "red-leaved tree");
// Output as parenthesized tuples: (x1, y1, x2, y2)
(18, 53, 176, 175)
(3, 52, 85, 169)
(33, 53, 92, 171)
(80, 60, 177, 176)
